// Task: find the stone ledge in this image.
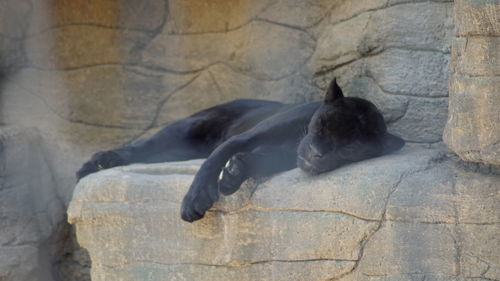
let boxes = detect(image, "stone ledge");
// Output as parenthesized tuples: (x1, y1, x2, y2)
(67, 148, 500, 281)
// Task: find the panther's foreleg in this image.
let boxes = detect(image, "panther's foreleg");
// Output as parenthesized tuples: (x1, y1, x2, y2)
(180, 102, 319, 222)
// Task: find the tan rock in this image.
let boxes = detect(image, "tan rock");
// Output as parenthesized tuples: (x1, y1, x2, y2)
(366, 49, 450, 98)
(310, 13, 370, 72)
(454, 0, 500, 36)
(386, 165, 456, 223)
(67, 149, 500, 281)
(25, 26, 146, 69)
(4, 1, 500, 281)
(444, 75, 500, 165)
(259, 0, 334, 28)
(166, 0, 271, 34)
(94, 260, 355, 281)
(143, 21, 315, 80)
(357, 222, 458, 276)
(312, 1, 453, 73)
(387, 96, 448, 143)
(459, 224, 500, 280)
(454, 169, 500, 224)
(346, 76, 408, 123)
(154, 64, 318, 126)
(363, 2, 453, 53)
(452, 37, 500, 77)
(28, 0, 165, 34)
(444, 0, 500, 165)
(328, 0, 386, 25)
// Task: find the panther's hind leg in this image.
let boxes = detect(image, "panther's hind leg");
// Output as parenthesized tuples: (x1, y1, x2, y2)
(218, 145, 297, 195)
(76, 118, 218, 180)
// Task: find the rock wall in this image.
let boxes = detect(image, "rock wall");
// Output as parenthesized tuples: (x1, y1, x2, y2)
(1, 0, 499, 280)
(2, 0, 454, 151)
(0, 128, 66, 281)
(68, 149, 500, 281)
(444, 0, 500, 165)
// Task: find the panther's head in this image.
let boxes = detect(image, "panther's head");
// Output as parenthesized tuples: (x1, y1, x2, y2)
(297, 78, 405, 175)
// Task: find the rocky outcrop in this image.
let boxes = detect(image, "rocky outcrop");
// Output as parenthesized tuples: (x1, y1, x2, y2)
(444, 0, 500, 165)
(68, 148, 500, 281)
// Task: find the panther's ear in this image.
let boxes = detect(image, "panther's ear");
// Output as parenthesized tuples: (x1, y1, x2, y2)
(382, 133, 405, 154)
(324, 78, 344, 104)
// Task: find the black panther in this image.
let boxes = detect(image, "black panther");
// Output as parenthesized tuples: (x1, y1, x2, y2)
(76, 78, 405, 222)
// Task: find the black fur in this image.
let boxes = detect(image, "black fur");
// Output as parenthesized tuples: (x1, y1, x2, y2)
(77, 78, 405, 222)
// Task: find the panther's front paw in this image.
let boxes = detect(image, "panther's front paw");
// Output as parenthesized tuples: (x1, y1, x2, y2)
(181, 176, 219, 222)
(218, 153, 247, 195)
(76, 150, 125, 181)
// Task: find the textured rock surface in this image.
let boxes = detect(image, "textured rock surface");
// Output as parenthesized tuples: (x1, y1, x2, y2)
(0, 0, 28, 72)
(68, 148, 500, 281)
(444, 0, 500, 165)
(2, 0, 455, 152)
(0, 128, 67, 281)
(4, 0, 499, 280)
